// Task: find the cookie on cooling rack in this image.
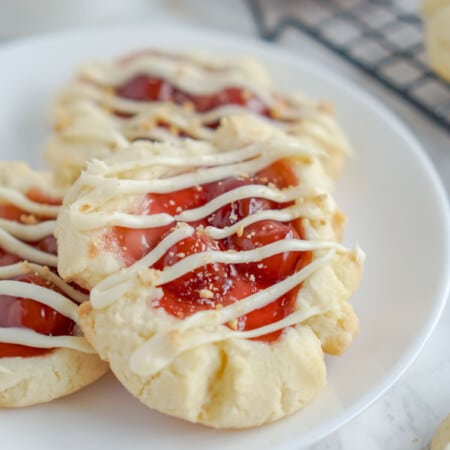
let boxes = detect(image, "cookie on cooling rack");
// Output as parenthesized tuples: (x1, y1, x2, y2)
(423, 0, 450, 81)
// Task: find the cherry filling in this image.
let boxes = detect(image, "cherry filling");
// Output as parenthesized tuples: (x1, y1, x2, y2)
(0, 190, 60, 266)
(0, 190, 76, 358)
(113, 161, 311, 342)
(0, 273, 76, 358)
(115, 75, 270, 123)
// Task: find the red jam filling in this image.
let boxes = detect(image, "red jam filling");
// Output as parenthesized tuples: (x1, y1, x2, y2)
(115, 75, 270, 122)
(0, 190, 76, 358)
(0, 189, 60, 265)
(113, 160, 311, 342)
(0, 273, 76, 357)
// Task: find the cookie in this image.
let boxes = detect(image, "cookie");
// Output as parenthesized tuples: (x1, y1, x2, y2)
(56, 116, 363, 427)
(44, 50, 352, 188)
(0, 162, 108, 407)
(431, 413, 450, 450)
(423, 0, 450, 81)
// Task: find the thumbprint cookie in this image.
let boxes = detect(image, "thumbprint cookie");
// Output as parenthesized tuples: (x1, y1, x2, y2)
(45, 50, 352, 187)
(56, 117, 363, 427)
(0, 163, 108, 407)
(423, 0, 450, 82)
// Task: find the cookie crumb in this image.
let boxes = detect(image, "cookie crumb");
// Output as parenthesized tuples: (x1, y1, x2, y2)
(20, 214, 38, 224)
(199, 288, 214, 299)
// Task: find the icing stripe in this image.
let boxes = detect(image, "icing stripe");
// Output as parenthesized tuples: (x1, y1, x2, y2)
(0, 181, 93, 354)
(0, 263, 92, 352)
(176, 185, 308, 222)
(0, 187, 59, 217)
(71, 201, 325, 235)
(58, 83, 323, 128)
(78, 56, 274, 102)
(91, 225, 194, 309)
(70, 184, 316, 231)
(0, 219, 55, 241)
(0, 228, 57, 267)
(205, 203, 325, 240)
(100, 142, 294, 174)
(128, 251, 335, 376)
(156, 242, 340, 286)
(0, 328, 95, 354)
(0, 262, 88, 304)
(0, 280, 79, 322)
(187, 250, 335, 325)
(78, 154, 313, 196)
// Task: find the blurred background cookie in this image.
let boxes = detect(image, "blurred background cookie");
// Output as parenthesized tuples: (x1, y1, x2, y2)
(423, 0, 450, 81)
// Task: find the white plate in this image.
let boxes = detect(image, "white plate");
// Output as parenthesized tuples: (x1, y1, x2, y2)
(0, 25, 449, 450)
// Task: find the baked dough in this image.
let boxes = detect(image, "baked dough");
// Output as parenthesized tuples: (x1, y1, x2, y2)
(56, 116, 362, 427)
(0, 162, 108, 407)
(423, 0, 450, 81)
(431, 413, 450, 450)
(0, 349, 106, 407)
(44, 50, 352, 188)
(79, 300, 327, 428)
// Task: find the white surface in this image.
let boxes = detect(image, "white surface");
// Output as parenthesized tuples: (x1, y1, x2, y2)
(0, 24, 449, 450)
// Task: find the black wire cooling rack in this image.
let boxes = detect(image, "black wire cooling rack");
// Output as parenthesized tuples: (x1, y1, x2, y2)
(247, 0, 450, 132)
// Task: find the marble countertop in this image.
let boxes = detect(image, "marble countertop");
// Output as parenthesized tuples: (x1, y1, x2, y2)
(1, 1, 449, 448)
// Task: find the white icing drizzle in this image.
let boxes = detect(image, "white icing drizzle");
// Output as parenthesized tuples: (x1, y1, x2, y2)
(76, 152, 316, 197)
(0, 263, 94, 354)
(57, 84, 274, 135)
(72, 200, 325, 234)
(170, 249, 334, 325)
(0, 262, 88, 304)
(0, 279, 78, 320)
(128, 250, 335, 376)
(91, 225, 195, 309)
(0, 185, 93, 354)
(0, 186, 59, 266)
(50, 52, 352, 175)
(177, 185, 305, 222)
(74, 133, 360, 376)
(100, 141, 289, 174)
(0, 187, 59, 217)
(78, 55, 274, 101)
(157, 241, 341, 286)
(204, 203, 324, 240)
(0, 228, 57, 267)
(0, 328, 94, 353)
(71, 184, 313, 231)
(58, 83, 306, 127)
(0, 262, 93, 354)
(0, 219, 55, 241)
(59, 121, 129, 147)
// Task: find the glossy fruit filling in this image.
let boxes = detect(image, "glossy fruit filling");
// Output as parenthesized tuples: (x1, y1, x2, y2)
(115, 75, 270, 123)
(0, 273, 76, 357)
(0, 190, 75, 358)
(114, 160, 311, 342)
(0, 190, 60, 265)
